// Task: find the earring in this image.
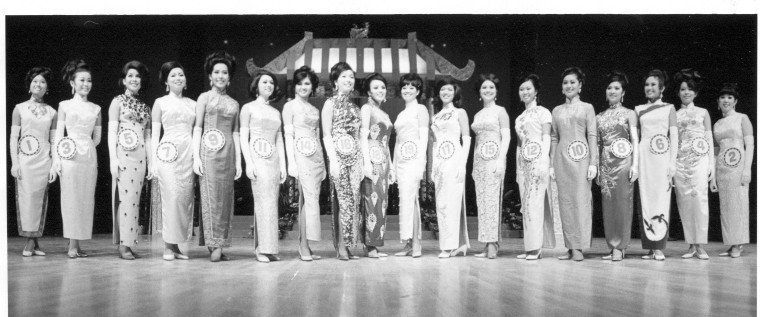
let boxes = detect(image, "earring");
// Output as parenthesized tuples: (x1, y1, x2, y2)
(478, 97, 482, 101)
(28, 89, 31, 94)
(495, 97, 497, 101)
(183, 85, 187, 91)
(210, 81, 213, 87)
(45, 90, 49, 95)
(71, 87, 75, 95)
(621, 96, 624, 103)
(165, 85, 169, 92)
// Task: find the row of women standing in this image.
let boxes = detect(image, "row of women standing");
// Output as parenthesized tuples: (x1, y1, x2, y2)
(10, 54, 754, 262)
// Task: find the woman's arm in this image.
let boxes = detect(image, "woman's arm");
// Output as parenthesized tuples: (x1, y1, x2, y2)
(359, 105, 373, 180)
(192, 93, 208, 176)
(321, 99, 339, 180)
(629, 110, 640, 183)
(741, 114, 754, 186)
(702, 109, 715, 181)
(239, 104, 255, 180)
(10, 106, 21, 179)
(107, 98, 121, 178)
(586, 104, 598, 180)
(667, 106, 678, 183)
(496, 107, 510, 177)
(232, 102, 242, 180)
(149, 101, 163, 179)
(458, 108, 471, 181)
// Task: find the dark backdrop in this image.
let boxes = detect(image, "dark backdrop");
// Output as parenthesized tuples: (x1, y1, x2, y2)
(5, 15, 756, 242)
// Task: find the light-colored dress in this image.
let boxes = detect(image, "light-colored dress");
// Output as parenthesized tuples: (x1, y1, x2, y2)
(596, 105, 637, 250)
(635, 102, 675, 250)
(361, 103, 392, 247)
(111, 94, 150, 247)
(198, 90, 238, 248)
(14, 101, 56, 237)
(431, 107, 469, 250)
(713, 113, 750, 245)
(59, 99, 100, 240)
(394, 104, 427, 241)
(515, 105, 555, 251)
(248, 103, 282, 254)
(155, 95, 196, 244)
(675, 104, 710, 245)
(289, 100, 325, 241)
(550, 102, 597, 249)
(471, 105, 507, 243)
(328, 94, 363, 248)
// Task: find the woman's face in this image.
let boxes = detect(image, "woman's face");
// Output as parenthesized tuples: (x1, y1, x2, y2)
(295, 77, 312, 99)
(439, 84, 455, 104)
(29, 74, 48, 98)
(123, 68, 142, 95)
(71, 71, 92, 96)
(334, 70, 355, 94)
(562, 73, 581, 99)
(678, 82, 697, 105)
(718, 94, 737, 114)
(519, 80, 537, 105)
(606, 81, 625, 105)
(368, 79, 386, 104)
(209, 63, 230, 91)
(644, 76, 663, 100)
(257, 75, 275, 99)
(166, 67, 186, 93)
(401, 83, 419, 103)
(479, 80, 497, 104)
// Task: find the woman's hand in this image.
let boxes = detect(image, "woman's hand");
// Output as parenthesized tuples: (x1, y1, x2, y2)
(587, 165, 598, 180)
(279, 166, 287, 184)
(192, 157, 204, 176)
(11, 165, 20, 179)
(629, 166, 639, 183)
(329, 161, 340, 180)
(287, 164, 299, 179)
(709, 180, 718, 192)
(110, 158, 121, 177)
(48, 167, 57, 183)
(494, 160, 506, 178)
(235, 164, 242, 180)
(741, 172, 752, 186)
(246, 164, 257, 180)
(389, 168, 397, 184)
(548, 167, 555, 180)
(52, 160, 62, 177)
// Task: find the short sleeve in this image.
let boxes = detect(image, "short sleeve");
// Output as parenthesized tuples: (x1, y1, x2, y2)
(539, 107, 552, 125)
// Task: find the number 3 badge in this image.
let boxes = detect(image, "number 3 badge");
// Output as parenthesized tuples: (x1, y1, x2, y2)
(202, 129, 225, 152)
(118, 129, 140, 151)
(57, 137, 77, 160)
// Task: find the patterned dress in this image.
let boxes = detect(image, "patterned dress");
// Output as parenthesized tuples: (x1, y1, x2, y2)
(674, 104, 711, 245)
(59, 100, 100, 240)
(111, 93, 150, 247)
(328, 94, 363, 248)
(596, 105, 637, 250)
(198, 90, 239, 248)
(361, 103, 392, 247)
(14, 101, 56, 237)
(713, 113, 751, 245)
(550, 102, 597, 249)
(635, 102, 676, 250)
(515, 105, 556, 251)
(288, 100, 325, 241)
(471, 105, 507, 243)
(431, 107, 470, 250)
(248, 103, 282, 254)
(394, 104, 427, 241)
(154, 95, 196, 244)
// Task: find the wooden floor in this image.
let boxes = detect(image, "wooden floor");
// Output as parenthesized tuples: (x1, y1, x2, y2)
(7, 235, 756, 317)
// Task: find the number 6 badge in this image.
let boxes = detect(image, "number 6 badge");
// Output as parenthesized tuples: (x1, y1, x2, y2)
(156, 141, 179, 163)
(57, 137, 77, 160)
(649, 134, 669, 155)
(202, 129, 225, 152)
(118, 129, 140, 151)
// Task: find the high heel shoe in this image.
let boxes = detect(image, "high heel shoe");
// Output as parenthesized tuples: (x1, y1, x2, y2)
(33, 249, 46, 256)
(337, 249, 349, 261)
(641, 249, 654, 260)
(487, 243, 499, 259)
(118, 246, 135, 260)
(163, 249, 175, 261)
(346, 248, 360, 260)
(602, 251, 613, 260)
(681, 247, 697, 259)
(450, 245, 467, 257)
(438, 250, 451, 258)
(653, 249, 665, 261)
(474, 245, 488, 258)
(210, 248, 222, 262)
(558, 250, 572, 260)
(516, 253, 527, 259)
(412, 242, 422, 258)
(255, 248, 270, 263)
(612, 249, 624, 261)
(22, 249, 33, 257)
(526, 249, 542, 260)
(299, 247, 313, 261)
(307, 247, 321, 260)
(730, 245, 743, 258)
(571, 249, 584, 261)
(395, 244, 413, 257)
(696, 247, 709, 260)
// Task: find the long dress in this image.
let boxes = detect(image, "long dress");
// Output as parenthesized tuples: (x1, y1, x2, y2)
(361, 103, 392, 247)
(471, 105, 506, 243)
(674, 104, 710, 245)
(290, 100, 325, 241)
(111, 94, 150, 247)
(515, 105, 555, 251)
(14, 101, 56, 237)
(431, 107, 469, 250)
(59, 100, 100, 240)
(198, 90, 238, 248)
(394, 104, 427, 241)
(596, 105, 637, 250)
(328, 94, 364, 248)
(713, 113, 750, 245)
(248, 104, 282, 254)
(635, 102, 676, 250)
(550, 102, 597, 249)
(155, 95, 196, 244)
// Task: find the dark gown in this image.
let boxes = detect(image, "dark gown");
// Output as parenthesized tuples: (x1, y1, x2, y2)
(361, 104, 392, 247)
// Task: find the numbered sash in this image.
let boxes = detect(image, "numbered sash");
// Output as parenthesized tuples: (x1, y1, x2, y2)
(118, 129, 140, 151)
(610, 138, 633, 159)
(369, 145, 385, 164)
(156, 141, 179, 163)
(252, 138, 274, 158)
(296, 136, 318, 156)
(520, 140, 541, 162)
(56, 137, 77, 160)
(18, 135, 41, 156)
(566, 140, 589, 162)
(691, 137, 708, 156)
(335, 134, 356, 155)
(437, 140, 456, 160)
(649, 134, 669, 155)
(202, 129, 225, 152)
(479, 141, 499, 160)
(722, 148, 742, 168)
(400, 141, 418, 161)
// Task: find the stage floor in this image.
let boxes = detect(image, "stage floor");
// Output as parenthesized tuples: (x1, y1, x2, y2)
(7, 235, 757, 316)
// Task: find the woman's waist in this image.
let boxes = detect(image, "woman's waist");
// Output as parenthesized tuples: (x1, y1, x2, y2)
(718, 138, 744, 149)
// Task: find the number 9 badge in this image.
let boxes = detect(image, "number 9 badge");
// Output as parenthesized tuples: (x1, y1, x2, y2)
(202, 129, 225, 152)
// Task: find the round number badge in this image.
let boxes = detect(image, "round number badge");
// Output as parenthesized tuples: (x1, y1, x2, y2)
(335, 134, 356, 155)
(18, 135, 41, 156)
(649, 134, 670, 155)
(252, 138, 274, 158)
(118, 129, 140, 151)
(400, 141, 418, 160)
(566, 140, 589, 162)
(438, 140, 456, 160)
(202, 129, 225, 152)
(156, 142, 179, 163)
(369, 145, 385, 164)
(520, 141, 541, 162)
(610, 138, 633, 159)
(296, 136, 317, 156)
(691, 137, 709, 156)
(722, 148, 742, 168)
(56, 137, 77, 160)
(479, 141, 499, 160)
